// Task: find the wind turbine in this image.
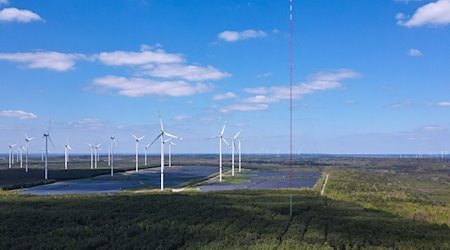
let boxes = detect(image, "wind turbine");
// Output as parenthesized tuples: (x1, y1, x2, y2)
(211, 124, 229, 182)
(168, 140, 176, 168)
(132, 135, 145, 172)
(64, 143, 72, 170)
(94, 144, 101, 169)
(88, 143, 94, 169)
(19, 146, 25, 169)
(24, 134, 33, 172)
(108, 143, 111, 167)
(149, 116, 179, 190)
(43, 121, 54, 180)
(236, 137, 247, 173)
(144, 143, 151, 166)
(110, 136, 115, 176)
(8, 144, 15, 168)
(229, 131, 241, 176)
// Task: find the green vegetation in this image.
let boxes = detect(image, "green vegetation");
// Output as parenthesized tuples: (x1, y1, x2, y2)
(325, 169, 450, 226)
(0, 156, 449, 249)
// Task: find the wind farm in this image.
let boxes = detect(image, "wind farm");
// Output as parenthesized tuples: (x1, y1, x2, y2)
(1, 0, 450, 249)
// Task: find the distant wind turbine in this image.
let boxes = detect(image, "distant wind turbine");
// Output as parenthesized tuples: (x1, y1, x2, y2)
(94, 144, 101, 168)
(64, 143, 72, 170)
(43, 121, 55, 180)
(211, 124, 229, 182)
(19, 146, 25, 169)
(144, 143, 151, 166)
(229, 131, 241, 176)
(132, 134, 145, 172)
(167, 139, 175, 168)
(88, 143, 94, 169)
(8, 144, 15, 168)
(110, 136, 116, 176)
(24, 134, 33, 172)
(149, 116, 179, 190)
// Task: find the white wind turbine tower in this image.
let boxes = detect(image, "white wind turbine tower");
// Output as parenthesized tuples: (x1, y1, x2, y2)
(43, 122, 54, 180)
(24, 134, 33, 172)
(168, 139, 175, 168)
(88, 143, 94, 169)
(19, 146, 25, 169)
(64, 143, 72, 170)
(144, 143, 151, 166)
(108, 143, 111, 167)
(236, 137, 245, 173)
(229, 131, 241, 176)
(94, 144, 101, 169)
(110, 136, 116, 176)
(149, 116, 179, 190)
(211, 124, 229, 182)
(8, 144, 15, 168)
(132, 135, 145, 172)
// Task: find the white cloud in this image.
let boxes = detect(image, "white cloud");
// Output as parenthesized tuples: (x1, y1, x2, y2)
(93, 75, 212, 97)
(0, 7, 44, 23)
(408, 48, 423, 56)
(212, 92, 238, 100)
(143, 64, 230, 81)
(71, 118, 105, 129)
(398, 0, 450, 27)
(0, 0, 9, 5)
(432, 101, 450, 107)
(256, 72, 273, 78)
(241, 95, 280, 103)
(95, 47, 183, 66)
(386, 101, 412, 108)
(220, 104, 268, 113)
(0, 51, 85, 71)
(243, 69, 359, 103)
(218, 29, 267, 42)
(174, 115, 191, 121)
(0, 110, 37, 120)
(394, 0, 422, 3)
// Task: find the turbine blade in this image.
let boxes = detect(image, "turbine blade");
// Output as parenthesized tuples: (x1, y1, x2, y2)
(159, 115, 164, 131)
(67, 145, 72, 150)
(132, 134, 138, 140)
(222, 137, 229, 146)
(48, 136, 55, 148)
(138, 136, 145, 141)
(150, 134, 162, 146)
(220, 124, 226, 135)
(234, 131, 241, 139)
(164, 132, 178, 139)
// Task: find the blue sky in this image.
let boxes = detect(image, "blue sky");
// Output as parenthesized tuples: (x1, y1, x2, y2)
(1, 0, 450, 154)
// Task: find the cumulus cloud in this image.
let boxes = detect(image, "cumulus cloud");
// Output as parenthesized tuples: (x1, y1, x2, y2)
(218, 29, 267, 42)
(0, 7, 44, 23)
(93, 75, 212, 97)
(397, 0, 450, 27)
(143, 64, 230, 81)
(0, 51, 85, 71)
(220, 104, 268, 113)
(95, 47, 183, 66)
(212, 92, 239, 100)
(243, 69, 359, 103)
(0, 110, 37, 120)
(408, 48, 423, 56)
